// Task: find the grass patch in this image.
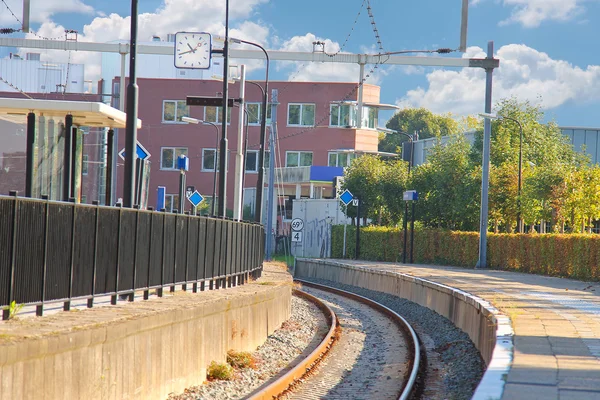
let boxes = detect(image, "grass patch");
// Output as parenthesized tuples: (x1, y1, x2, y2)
(271, 253, 295, 266)
(206, 361, 234, 381)
(227, 350, 257, 369)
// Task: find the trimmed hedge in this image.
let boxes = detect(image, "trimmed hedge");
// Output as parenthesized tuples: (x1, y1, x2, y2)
(331, 225, 600, 281)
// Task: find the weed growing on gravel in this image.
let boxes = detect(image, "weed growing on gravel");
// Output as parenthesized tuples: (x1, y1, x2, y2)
(227, 350, 257, 369)
(207, 361, 234, 381)
(3, 301, 23, 320)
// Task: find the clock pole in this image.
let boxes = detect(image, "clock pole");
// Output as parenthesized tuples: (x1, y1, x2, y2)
(123, 0, 139, 208)
(218, 0, 230, 218)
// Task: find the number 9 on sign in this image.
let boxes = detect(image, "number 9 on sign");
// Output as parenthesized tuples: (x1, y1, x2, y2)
(291, 218, 304, 231)
(291, 231, 303, 242)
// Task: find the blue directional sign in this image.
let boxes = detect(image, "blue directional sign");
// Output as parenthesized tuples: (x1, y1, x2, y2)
(339, 189, 354, 206)
(118, 142, 151, 161)
(187, 191, 204, 207)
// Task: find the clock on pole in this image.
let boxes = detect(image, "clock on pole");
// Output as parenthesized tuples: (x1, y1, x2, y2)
(174, 32, 212, 69)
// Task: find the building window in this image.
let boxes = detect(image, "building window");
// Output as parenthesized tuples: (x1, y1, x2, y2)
(162, 100, 189, 123)
(286, 151, 313, 167)
(328, 152, 355, 167)
(245, 150, 258, 173)
(112, 82, 120, 108)
(82, 154, 89, 175)
(287, 103, 315, 126)
(165, 194, 180, 212)
(204, 106, 231, 124)
(361, 106, 378, 129)
(246, 103, 261, 125)
(330, 104, 357, 127)
(161, 147, 188, 170)
(202, 148, 218, 171)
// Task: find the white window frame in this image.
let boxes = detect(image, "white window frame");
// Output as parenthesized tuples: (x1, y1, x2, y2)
(164, 194, 180, 212)
(82, 154, 89, 175)
(328, 151, 355, 167)
(162, 100, 189, 123)
(329, 103, 357, 127)
(204, 106, 231, 125)
(202, 148, 218, 172)
(160, 147, 188, 170)
(244, 150, 259, 173)
(285, 151, 313, 167)
(287, 103, 315, 127)
(245, 102, 262, 125)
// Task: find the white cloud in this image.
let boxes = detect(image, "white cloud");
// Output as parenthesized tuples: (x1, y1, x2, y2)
(21, 0, 270, 81)
(492, 0, 586, 28)
(396, 44, 600, 116)
(0, 0, 94, 25)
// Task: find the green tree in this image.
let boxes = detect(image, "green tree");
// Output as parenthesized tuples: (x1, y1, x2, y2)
(379, 108, 459, 154)
(341, 155, 386, 223)
(409, 134, 480, 230)
(380, 159, 410, 225)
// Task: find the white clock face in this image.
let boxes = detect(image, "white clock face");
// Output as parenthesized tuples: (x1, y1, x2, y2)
(174, 32, 212, 69)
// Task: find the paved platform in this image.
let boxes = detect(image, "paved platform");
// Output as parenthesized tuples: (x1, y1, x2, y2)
(335, 260, 600, 400)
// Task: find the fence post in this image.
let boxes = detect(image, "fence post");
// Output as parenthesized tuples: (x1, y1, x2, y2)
(184, 213, 191, 292)
(64, 198, 77, 311)
(171, 211, 178, 293)
(144, 208, 153, 300)
(36, 195, 50, 316)
(112, 202, 123, 305)
(89, 200, 100, 308)
(130, 205, 140, 302)
(3, 191, 18, 320)
(158, 208, 166, 298)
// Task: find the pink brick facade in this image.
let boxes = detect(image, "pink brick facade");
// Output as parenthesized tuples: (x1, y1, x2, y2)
(113, 78, 383, 212)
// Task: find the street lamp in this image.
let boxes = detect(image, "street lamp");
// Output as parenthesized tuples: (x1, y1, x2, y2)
(480, 112, 524, 232)
(182, 117, 219, 217)
(380, 127, 414, 263)
(229, 37, 270, 224)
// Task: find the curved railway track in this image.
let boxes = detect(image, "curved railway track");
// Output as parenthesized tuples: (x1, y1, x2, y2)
(249, 279, 422, 400)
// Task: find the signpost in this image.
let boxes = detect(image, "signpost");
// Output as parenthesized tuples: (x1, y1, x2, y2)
(187, 190, 204, 215)
(403, 190, 419, 263)
(291, 217, 303, 243)
(339, 189, 360, 259)
(118, 141, 151, 161)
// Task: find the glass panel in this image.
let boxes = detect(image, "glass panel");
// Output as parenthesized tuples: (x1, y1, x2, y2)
(247, 103, 260, 124)
(203, 149, 215, 170)
(161, 148, 174, 169)
(328, 153, 337, 167)
(245, 150, 257, 171)
(176, 101, 190, 122)
(369, 107, 377, 129)
(163, 101, 175, 121)
(205, 106, 217, 123)
(339, 153, 348, 167)
(288, 105, 300, 125)
(82, 154, 89, 175)
(300, 152, 313, 167)
(264, 151, 270, 168)
(340, 105, 350, 126)
(286, 152, 299, 167)
(176, 147, 188, 158)
(330, 105, 339, 126)
(227, 107, 231, 123)
(165, 195, 173, 212)
(302, 105, 315, 126)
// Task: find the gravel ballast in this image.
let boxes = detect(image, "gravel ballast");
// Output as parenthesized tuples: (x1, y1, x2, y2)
(168, 277, 485, 400)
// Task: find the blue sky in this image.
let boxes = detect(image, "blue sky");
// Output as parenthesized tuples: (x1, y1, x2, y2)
(2, 0, 599, 127)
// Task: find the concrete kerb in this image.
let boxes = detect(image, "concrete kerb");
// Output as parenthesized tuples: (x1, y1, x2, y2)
(294, 258, 514, 400)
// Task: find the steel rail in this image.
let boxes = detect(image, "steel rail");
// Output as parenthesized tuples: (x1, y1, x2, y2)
(294, 279, 422, 400)
(247, 288, 339, 400)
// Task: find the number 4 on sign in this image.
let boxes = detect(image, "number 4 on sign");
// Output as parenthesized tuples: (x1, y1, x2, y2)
(291, 231, 303, 242)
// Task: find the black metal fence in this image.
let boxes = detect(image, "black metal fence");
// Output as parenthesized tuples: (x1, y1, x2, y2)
(0, 193, 265, 320)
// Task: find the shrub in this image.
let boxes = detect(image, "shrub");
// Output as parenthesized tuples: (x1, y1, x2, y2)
(227, 350, 257, 369)
(206, 361, 234, 381)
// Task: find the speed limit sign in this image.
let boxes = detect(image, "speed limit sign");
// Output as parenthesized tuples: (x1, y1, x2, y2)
(291, 218, 304, 231)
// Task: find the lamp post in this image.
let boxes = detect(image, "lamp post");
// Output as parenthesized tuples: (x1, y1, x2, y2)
(383, 128, 414, 263)
(182, 117, 219, 217)
(479, 113, 524, 232)
(229, 37, 270, 224)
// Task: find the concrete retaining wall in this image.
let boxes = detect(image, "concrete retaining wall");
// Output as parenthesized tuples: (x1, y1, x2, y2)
(295, 259, 498, 364)
(0, 285, 291, 400)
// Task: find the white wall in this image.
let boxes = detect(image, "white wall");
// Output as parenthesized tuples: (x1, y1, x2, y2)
(0, 57, 85, 94)
(290, 199, 351, 258)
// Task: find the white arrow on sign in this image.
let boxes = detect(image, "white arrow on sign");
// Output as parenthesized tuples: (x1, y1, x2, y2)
(118, 142, 151, 161)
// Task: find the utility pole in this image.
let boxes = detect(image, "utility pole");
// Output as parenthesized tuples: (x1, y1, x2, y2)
(123, 0, 139, 208)
(265, 89, 278, 260)
(218, 0, 230, 218)
(233, 65, 246, 220)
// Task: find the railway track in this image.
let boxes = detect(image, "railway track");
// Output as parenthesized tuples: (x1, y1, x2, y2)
(249, 279, 422, 400)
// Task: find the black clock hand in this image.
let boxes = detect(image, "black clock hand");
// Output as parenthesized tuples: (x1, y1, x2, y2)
(187, 43, 196, 52)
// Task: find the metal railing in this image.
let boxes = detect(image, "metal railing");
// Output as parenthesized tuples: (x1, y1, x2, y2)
(0, 192, 265, 319)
